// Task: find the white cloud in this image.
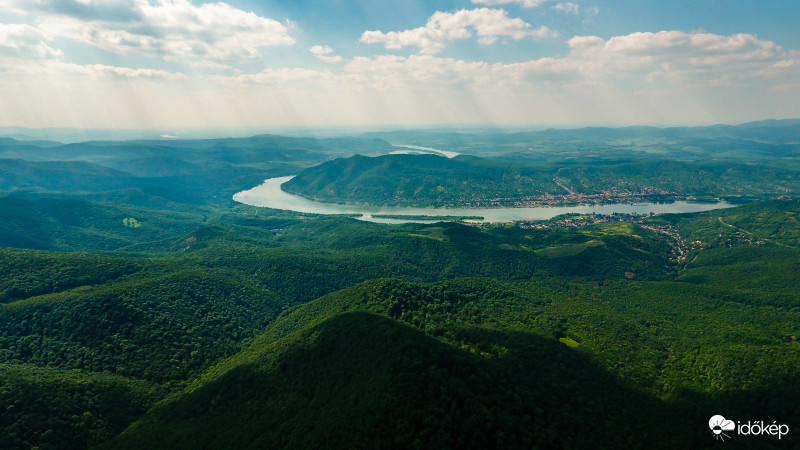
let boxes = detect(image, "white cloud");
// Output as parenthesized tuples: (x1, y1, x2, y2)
(209, 30, 799, 127)
(0, 57, 187, 81)
(564, 31, 785, 86)
(554, 3, 580, 15)
(471, 0, 553, 7)
(80, 63, 188, 81)
(755, 55, 800, 80)
(310, 45, 342, 64)
(0, 24, 62, 59)
(1, 26, 797, 128)
(0, 0, 140, 19)
(361, 8, 554, 54)
(1, 0, 295, 67)
(161, 30, 800, 91)
(573, 31, 780, 59)
(222, 67, 338, 87)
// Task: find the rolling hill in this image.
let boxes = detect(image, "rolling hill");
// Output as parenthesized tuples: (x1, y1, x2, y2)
(282, 153, 800, 207)
(0, 130, 798, 449)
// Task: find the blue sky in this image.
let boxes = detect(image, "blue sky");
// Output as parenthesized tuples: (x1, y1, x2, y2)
(0, 0, 798, 131)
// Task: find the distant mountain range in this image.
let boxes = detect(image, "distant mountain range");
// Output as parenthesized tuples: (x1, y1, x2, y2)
(4, 118, 800, 144)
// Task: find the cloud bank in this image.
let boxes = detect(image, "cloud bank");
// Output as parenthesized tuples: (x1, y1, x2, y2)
(361, 8, 554, 54)
(0, 0, 295, 67)
(0, 0, 797, 128)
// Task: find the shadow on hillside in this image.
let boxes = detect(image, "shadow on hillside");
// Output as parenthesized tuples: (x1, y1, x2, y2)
(106, 312, 798, 450)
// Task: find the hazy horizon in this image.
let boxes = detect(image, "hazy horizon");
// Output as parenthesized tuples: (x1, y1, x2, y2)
(3, 117, 800, 144)
(1, 1, 799, 130)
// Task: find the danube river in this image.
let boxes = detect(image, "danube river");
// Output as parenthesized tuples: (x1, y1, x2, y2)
(233, 176, 734, 224)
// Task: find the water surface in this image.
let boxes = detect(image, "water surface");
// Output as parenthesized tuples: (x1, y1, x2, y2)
(233, 176, 734, 223)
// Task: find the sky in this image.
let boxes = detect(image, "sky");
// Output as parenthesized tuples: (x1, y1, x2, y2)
(0, 0, 799, 132)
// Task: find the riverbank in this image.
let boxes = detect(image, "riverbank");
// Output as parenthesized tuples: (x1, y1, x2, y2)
(233, 176, 735, 224)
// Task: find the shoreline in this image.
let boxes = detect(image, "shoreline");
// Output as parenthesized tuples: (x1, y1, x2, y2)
(234, 176, 737, 223)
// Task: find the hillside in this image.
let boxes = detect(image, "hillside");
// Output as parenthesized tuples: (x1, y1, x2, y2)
(0, 159, 136, 192)
(1, 197, 797, 448)
(0, 134, 393, 206)
(108, 274, 800, 449)
(282, 153, 800, 207)
(107, 311, 675, 449)
(0, 197, 204, 251)
(0, 131, 798, 449)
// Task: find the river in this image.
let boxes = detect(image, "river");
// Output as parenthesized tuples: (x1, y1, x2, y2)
(388, 144, 460, 159)
(233, 176, 734, 224)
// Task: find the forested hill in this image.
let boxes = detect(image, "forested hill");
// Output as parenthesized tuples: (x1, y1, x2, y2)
(0, 134, 393, 202)
(107, 274, 800, 449)
(282, 153, 800, 207)
(1, 128, 799, 449)
(281, 153, 541, 206)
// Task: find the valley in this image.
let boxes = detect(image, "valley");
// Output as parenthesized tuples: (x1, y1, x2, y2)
(236, 175, 733, 223)
(3, 1, 799, 448)
(0, 123, 798, 449)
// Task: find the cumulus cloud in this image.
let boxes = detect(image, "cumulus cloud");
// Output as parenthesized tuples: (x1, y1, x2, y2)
(359, 30, 789, 90)
(211, 29, 800, 126)
(1, 0, 295, 67)
(568, 31, 780, 59)
(0, 24, 62, 59)
(2, 22, 797, 128)
(361, 8, 554, 54)
(310, 45, 342, 64)
(217, 30, 793, 94)
(564, 31, 785, 86)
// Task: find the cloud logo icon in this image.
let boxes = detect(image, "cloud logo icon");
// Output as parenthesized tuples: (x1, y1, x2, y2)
(709, 415, 736, 441)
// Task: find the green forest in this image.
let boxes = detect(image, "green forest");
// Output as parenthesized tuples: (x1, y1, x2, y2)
(0, 123, 798, 449)
(283, 154, 800, 207)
